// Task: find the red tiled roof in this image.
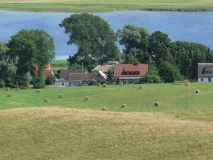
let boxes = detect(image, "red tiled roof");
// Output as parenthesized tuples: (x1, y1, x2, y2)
(114, 64, 148, 77)
(124, 66, 140, 72)
(43, 70, 54, 78)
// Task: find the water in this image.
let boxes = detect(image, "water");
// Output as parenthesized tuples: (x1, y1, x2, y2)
(0, 10, 213, 60)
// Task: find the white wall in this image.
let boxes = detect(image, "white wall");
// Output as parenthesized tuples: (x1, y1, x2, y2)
(56, 81, 70, 87)
(198, 77, 213, 82)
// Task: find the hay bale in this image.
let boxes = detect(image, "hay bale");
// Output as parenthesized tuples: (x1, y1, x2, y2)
(6, 87, 10, 91)
(185, 83, 190, 86)
(122, 104, 127, 108)
(36, 89, 40, 93)
(139, 85, 144, 89)
(97, 83, 101, 86)
(103, 83, 107, 87)
(16, 88, 20, 91)
(44, 98, 49, 102)
(196, 90, 201, 94)
(0, 93, 2, 96)
(8, 93, 12, 97)
(59, 94, 64, 98)
(154, 102, 159, 106)
(85, 96, 90, 101)
(102, 107, 107, 111)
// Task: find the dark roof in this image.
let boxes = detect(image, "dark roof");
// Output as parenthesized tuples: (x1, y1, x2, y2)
(60, 69, 87, 79)
(69, 73, 96, 81)
(114, 64, 148, 77)
(198, 63, 213, 78)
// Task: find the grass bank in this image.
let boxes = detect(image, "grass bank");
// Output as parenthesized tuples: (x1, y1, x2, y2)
(1, 107, 213, 159)
(0, 0, 213, 12)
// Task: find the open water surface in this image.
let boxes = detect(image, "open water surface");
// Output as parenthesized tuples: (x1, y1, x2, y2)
(0, 10, 213, 59)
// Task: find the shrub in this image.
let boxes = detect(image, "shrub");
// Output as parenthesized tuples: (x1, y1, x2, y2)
(32, 76, 45, 89)
(100, 80, 107, 85)
(45, 75, 56, 85)
(140, 74, 161, 83)
(88, 80, 97, 86)
(0, 79, 5, 88)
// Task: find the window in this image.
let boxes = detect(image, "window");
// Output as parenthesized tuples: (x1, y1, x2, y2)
(201, 78, 203, 82)
(62, 83, 64, 86)
(127, 72, 129, 74)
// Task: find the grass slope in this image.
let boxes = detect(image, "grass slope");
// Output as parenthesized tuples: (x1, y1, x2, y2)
(1, 107, 213, 159)
(0, 0, 213, 12)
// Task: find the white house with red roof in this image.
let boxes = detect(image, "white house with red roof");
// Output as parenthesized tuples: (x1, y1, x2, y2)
(114, 63, 148, 84)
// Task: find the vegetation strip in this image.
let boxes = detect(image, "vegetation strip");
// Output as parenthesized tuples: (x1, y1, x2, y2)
(1, 1, 213, 12)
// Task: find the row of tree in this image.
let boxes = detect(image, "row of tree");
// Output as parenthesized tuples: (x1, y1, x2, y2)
(60, 13, 213, 81)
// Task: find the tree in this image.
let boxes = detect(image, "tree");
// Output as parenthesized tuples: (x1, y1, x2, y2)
(7, 29, 55, 88)
(148, 31, 171, 62)
(107, 69, 113, 81)
(159, 61, 182, 83)
(45, 75, 56, 85)
(117, 24, 150, 62)
(140, 74, 161, 83)
(146, 56, 159, 75)
(60, 13, 119, 70)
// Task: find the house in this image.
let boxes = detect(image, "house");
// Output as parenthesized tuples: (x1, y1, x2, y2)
(59, 69, 87, 80)
(93, 70, 108, 82)
(114, 63, 148, 84)
(198, 63, 213, 82)
(93, 61, 124, 74)
(56, 73, 96, 87)
(27, 63, 54, 81)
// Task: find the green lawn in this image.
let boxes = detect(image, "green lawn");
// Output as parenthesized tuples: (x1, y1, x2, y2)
(1, 83, 213, 159)
(0, 0, 213, 12)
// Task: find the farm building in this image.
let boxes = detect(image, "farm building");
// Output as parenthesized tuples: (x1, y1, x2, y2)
(198, 63, 213, 82)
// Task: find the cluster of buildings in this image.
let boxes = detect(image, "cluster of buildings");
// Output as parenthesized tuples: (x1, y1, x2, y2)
(55, 61, 148, 87)
(30, 62, 211, 86)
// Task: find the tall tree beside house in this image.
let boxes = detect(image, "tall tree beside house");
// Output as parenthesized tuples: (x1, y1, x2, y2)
(117, 24, 150, 63)
(107, 69, 113, 82)
(7, 29, 55, 88)
(148, 31, 171, 63)
(60, 13, 119, 71)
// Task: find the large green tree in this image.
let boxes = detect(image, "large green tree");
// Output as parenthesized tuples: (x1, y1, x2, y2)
(7, 29, 55, 88)
(59, 13, 119, 70)
(117, 24, 150, 62)
(148, 31, 171, 63)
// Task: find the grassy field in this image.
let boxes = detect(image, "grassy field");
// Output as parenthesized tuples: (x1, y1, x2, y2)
(0, 0, 213, 12)
(1, 82, 213, 159)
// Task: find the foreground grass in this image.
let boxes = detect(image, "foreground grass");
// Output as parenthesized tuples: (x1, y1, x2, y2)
(0, 0, 213, 12)
(1, 83, 213, 159)
(1, 107, 213, 159)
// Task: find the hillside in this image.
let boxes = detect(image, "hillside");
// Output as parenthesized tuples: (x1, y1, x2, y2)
(0, 0, 213, 12)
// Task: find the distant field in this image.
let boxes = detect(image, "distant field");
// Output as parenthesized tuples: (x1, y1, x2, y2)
(0, 0, 213, 12)
(1, 83, 213, 159)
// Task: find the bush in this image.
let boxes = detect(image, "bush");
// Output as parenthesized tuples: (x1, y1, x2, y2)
(45, 75, 56, 85)
(140, 74, 161, 83)
(0, 79, 5, 88)
(88, 80, 97, 86)
(32, 76, 45, 89)
(100, 80, 107, 85)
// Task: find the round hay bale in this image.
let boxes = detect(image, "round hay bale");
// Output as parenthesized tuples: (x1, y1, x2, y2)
(97, 83, 101, 86)
(0, 93, 2, 96)
(154, 102, 159, 106)
(8, 93, 12, 97)
(102, 107, 107, 111)
(85, 96, 90, 101)
(103, 83, 107, 87)
(196, 90, 201, 94)
(185, 83, 190, 86)
(16, 88, 20, 91)
(6, 87, 10, 91)
(59, 94, 64, 98)
(44, 98, 49, 102)
(139, 85, 144, 89)
(36, 89, 40, 93)
(122, 104, 127, 108)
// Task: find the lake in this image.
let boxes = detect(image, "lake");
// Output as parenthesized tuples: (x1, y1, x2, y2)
(0, 10, 213, 60)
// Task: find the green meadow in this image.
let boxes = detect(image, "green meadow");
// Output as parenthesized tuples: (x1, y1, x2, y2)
(0, 0, 213, 12)
(1, 83, 213, 159)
